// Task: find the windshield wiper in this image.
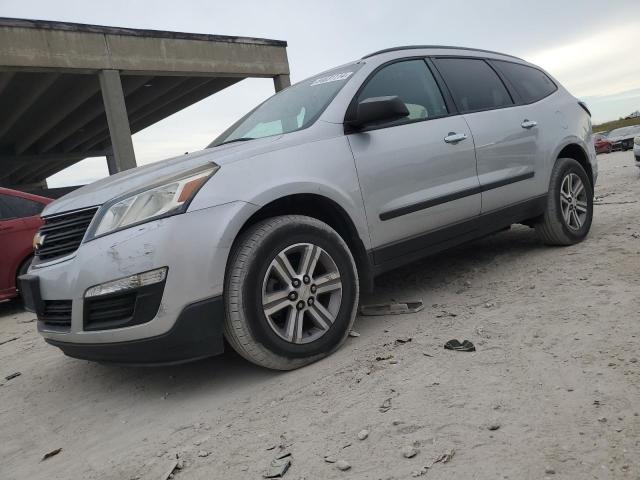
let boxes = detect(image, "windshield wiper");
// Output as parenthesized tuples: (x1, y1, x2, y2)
(217, 137, 255, 146)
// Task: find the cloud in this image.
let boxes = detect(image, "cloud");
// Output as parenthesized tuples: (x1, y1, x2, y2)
(47, 157, 109, 187)
(525, 22, 640, 97)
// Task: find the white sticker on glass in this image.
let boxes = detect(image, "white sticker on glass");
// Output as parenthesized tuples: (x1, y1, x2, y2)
(310, 72, 354, 86)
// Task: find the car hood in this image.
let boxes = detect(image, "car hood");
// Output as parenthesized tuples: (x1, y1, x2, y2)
(43, 136, 282, 216)
(608, 132, 639, 142)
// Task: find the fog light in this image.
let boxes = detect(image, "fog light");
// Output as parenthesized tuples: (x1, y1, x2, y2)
(85, 267, 167, 298)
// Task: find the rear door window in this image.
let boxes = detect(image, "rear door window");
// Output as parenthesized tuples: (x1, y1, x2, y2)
(434, 58, 513, 113)
(493, 60, 557, 103)
(0, 194, 45, 218)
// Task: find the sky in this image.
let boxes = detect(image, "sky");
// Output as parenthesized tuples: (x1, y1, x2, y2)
(1, 0, 639, 187)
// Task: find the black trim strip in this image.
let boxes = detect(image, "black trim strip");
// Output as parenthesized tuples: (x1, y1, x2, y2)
(482, 171, 534, 191)
(373, 194, 547, 269)
(380, 185, 481, 221)
(379, 171, 534, 221)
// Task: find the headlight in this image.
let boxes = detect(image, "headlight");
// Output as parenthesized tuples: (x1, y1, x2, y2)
(634, 136, 640, 146)
(92, 163, 219, 238)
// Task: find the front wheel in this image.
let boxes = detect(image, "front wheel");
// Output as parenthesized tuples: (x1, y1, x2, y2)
(535, 158, 593, 245)
(223, 215, 359, 370)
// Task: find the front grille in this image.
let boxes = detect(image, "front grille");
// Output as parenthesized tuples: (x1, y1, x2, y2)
(39, 300, 72, 327)
(36, 207, 98, 261)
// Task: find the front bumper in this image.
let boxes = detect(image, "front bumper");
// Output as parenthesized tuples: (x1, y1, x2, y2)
(44, 296, 225, 365)
(26, 201, 258, 363)
(612, 138, 634, 151)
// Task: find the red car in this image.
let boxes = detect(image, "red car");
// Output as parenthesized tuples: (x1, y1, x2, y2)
(593, 133, 613, 154)
(0, 188, 52, 301)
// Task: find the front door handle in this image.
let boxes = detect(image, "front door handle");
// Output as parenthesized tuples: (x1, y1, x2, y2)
(444, 132, 467, 144)
(521, 119, 538, 129)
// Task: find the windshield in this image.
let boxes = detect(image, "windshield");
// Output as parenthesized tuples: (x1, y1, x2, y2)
(209, 63, 361, 147)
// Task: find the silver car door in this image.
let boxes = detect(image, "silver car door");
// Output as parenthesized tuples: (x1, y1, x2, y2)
(433, 57, 541, 213)
(347, 59, 480, 262)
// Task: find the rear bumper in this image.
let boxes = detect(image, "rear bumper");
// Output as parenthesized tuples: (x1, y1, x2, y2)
(44, 295, 225, 365)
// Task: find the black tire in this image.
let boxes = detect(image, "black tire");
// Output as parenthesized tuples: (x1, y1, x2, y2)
(223, 215, 359, 370)
(535, 158, 593, 245)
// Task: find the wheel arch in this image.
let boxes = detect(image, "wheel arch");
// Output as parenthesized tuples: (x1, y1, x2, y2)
(235, 193, 374, 293)
(555, 142, 594, 189)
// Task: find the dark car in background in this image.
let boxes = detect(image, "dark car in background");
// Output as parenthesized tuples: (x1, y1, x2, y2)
(593, 133, 613, 154)
(0, 188, 52, 302)
(607, 125, 640, 151)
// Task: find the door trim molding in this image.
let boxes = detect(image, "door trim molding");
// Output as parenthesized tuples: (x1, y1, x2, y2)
(372, 194, 546, 270)
(379, 171, 534, 221)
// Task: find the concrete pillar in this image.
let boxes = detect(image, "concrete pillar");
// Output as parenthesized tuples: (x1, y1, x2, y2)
(106, 153, 118, 175)
(99, 70, 137, 173)
(273, 74, 291, 92)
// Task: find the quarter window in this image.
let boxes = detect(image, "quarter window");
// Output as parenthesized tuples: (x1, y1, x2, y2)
(357, 60, 448, 123)
(435, 58, 513, 113)
(493, 60, 556, 103)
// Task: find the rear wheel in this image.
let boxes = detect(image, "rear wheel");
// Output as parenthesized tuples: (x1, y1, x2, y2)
(223, 215, 359, 370)
(535, 158, 593, 245)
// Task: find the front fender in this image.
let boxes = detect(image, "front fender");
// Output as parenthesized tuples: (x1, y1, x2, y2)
(189, 134, 372, 250)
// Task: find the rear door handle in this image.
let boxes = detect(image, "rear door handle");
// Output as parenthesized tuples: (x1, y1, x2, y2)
(521, 119, 538, 129)
(444, 132, 467, 144)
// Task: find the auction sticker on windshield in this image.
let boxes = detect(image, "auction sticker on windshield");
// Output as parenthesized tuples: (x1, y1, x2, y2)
(310, 72, 354, 86)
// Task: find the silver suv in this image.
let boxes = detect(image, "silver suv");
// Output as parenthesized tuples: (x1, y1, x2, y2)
(23, 46, 597, 369)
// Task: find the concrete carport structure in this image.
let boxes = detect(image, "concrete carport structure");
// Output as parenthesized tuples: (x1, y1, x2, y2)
(0, 17, 290, 191)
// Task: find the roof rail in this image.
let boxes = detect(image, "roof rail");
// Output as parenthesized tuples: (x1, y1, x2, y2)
(362, 45, 523, 61)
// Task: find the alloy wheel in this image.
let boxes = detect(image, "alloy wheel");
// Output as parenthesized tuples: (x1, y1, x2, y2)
(261, 243, 342, 344)
(560, 172, 588, 231)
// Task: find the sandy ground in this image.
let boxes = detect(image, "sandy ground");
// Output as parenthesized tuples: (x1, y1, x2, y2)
(1, 150, 639, 480)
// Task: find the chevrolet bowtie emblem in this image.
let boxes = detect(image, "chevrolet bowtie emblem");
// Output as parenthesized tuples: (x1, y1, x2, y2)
(33, 232, 46, 251)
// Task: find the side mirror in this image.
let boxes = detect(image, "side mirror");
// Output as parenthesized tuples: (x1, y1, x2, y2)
(347, 96, 409, 129)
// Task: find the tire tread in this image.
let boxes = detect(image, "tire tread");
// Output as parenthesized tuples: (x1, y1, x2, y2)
(535, 157, 592, 246)
(223, 215, 359, 370)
